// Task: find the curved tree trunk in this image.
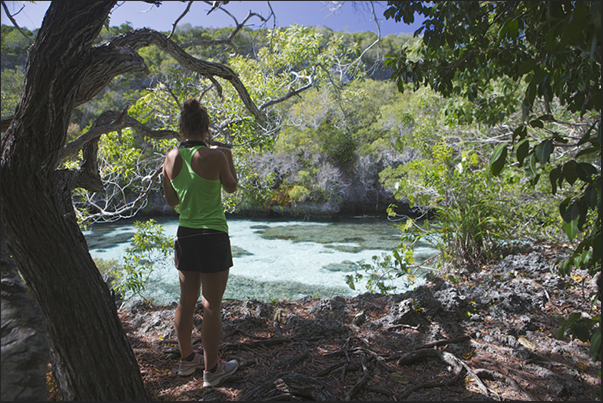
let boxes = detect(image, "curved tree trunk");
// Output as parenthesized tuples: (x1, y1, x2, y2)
(0, 1, 149, 400)
(1, 237, 49, 401)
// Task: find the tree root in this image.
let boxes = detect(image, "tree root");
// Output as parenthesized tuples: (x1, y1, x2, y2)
(236, 372, 336, 401)
(417, 335, 470, 349)
(345, 355, 370, 401)
(282, 342, 309, 370)
(474, 368, 534, 401)
(397, 349, 498, 400)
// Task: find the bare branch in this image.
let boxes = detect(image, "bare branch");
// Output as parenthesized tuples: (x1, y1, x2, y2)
(180, 10, 265, 54)
(76, 165, 162, 223)
(167, 0, 194, 40)
(109, 28, 266, 126)
(1, 1, 34, 43)
(259, 77, 314, 111)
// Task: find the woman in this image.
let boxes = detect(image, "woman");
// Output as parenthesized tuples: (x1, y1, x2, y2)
(162, 98, 239, 387)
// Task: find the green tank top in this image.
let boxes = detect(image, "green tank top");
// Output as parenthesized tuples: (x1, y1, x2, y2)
(170, 145, 228, 233)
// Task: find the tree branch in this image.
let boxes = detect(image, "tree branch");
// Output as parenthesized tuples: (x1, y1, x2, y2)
(58, 109, 178, 163)
(259, 78, 314, 111)
(180, 10, 266, 53)
(1, 1, 34, 43)
(166, 0, 194, 40)
(76, 43, 150, 107)
(109, 28, 266, 126)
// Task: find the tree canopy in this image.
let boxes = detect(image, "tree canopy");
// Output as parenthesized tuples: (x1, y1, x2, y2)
(384, 0, 600, 360)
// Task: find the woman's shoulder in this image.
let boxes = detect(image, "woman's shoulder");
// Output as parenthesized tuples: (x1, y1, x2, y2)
(197, 146, 227, 159)
(165, 147, 181, 161)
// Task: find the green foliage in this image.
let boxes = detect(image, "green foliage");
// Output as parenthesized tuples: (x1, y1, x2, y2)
(382, 141, 517, 270)
(319, 119, 356, 169)
(385, 0, 601, 361)
(108, 219, 173, 303)
(1, 68, 24, 117)
(346, 208, 434, 294)
(0, 25, 35, 70)
(385, 1, 600, 117)
(557, 312, 601, 361)
(346, 244, 419, 294)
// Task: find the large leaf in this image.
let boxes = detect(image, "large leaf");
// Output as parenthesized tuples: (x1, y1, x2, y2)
(489, 144, 507, 176)
(563, 161, 580, 185)
(516, 139, 530, 166)
(534, 139, 553, 164)
(562, 202, 580, 242)
(590, 330, 601, 360)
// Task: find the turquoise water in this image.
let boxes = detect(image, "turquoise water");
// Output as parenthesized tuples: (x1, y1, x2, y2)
(84, 216, 438, 303)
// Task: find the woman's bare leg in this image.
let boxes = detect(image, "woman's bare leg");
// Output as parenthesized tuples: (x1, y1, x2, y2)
(175, 270, 202, 359)
(200, 269, 230, 371)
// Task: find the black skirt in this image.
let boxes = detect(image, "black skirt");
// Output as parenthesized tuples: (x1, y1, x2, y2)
(174, 226, 233, 273)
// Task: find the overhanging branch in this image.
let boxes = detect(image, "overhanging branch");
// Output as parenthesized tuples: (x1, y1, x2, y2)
(58, 109, 178, 163)
(109, 28, 266, 126)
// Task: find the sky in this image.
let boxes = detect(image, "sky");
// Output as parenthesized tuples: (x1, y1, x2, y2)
(1, 1, 421, 36)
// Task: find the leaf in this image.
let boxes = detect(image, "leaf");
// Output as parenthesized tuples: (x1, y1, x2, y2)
(534, 140, 553, 164)
(563, 161, 579, 185)
(390, 372, 410, 384)
(562, 216, 578, 242)
(524, 154, 539, 184)
(572, 321, 590, 343)
(577, 163, 597, 182)
(489, 144, 507, 176)
(345, 275, 356, 290)
(549, 167, 561, 194)
(516, 139, 530, 166)
(562, 201, 580, 223)
(517, 336, 536, 351)
(512, 125, 527, 141)
(590, 331, 601, 360)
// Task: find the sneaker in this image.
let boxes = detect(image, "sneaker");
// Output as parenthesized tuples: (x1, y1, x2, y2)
(178, 352, 204, 376)
(203, 359, 239, 387)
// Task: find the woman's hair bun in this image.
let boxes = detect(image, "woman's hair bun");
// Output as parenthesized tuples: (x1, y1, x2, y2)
(179, 98, 209, 138)
(183, 98, 201, 111)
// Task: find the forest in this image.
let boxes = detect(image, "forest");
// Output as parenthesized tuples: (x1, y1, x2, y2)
(1, 1, 600, 401)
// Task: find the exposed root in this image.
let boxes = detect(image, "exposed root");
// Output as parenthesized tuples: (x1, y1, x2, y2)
(236, 372, 336, 401)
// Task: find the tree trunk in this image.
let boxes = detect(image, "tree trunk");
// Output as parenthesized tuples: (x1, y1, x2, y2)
(1, 237, 49, 401)
(0, 1, 149, 400)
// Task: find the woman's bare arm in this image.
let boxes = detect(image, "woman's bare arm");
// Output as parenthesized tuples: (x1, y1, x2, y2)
(162, 149, 181, 207)
(213, 146, 238, 193)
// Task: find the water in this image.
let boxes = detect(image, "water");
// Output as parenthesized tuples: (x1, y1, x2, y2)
(83, 216, 438, 304)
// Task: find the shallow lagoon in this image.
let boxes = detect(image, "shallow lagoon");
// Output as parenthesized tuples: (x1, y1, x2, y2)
(84, 216, 437, 303)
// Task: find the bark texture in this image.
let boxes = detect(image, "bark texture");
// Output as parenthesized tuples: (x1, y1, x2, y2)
(0, 1, 149, 400)
(1, 238, 49, 401)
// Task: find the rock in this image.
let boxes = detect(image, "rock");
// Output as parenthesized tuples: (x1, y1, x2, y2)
(310, 295, 347, 316)
(285, 313, 351, 339)
(368, 298, 428, 329)
(496, 251, 553, 276)
(352, 310, 367, 326)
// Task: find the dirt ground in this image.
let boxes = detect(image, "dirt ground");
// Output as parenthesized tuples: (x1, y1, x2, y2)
(49, 245, 601, 401)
